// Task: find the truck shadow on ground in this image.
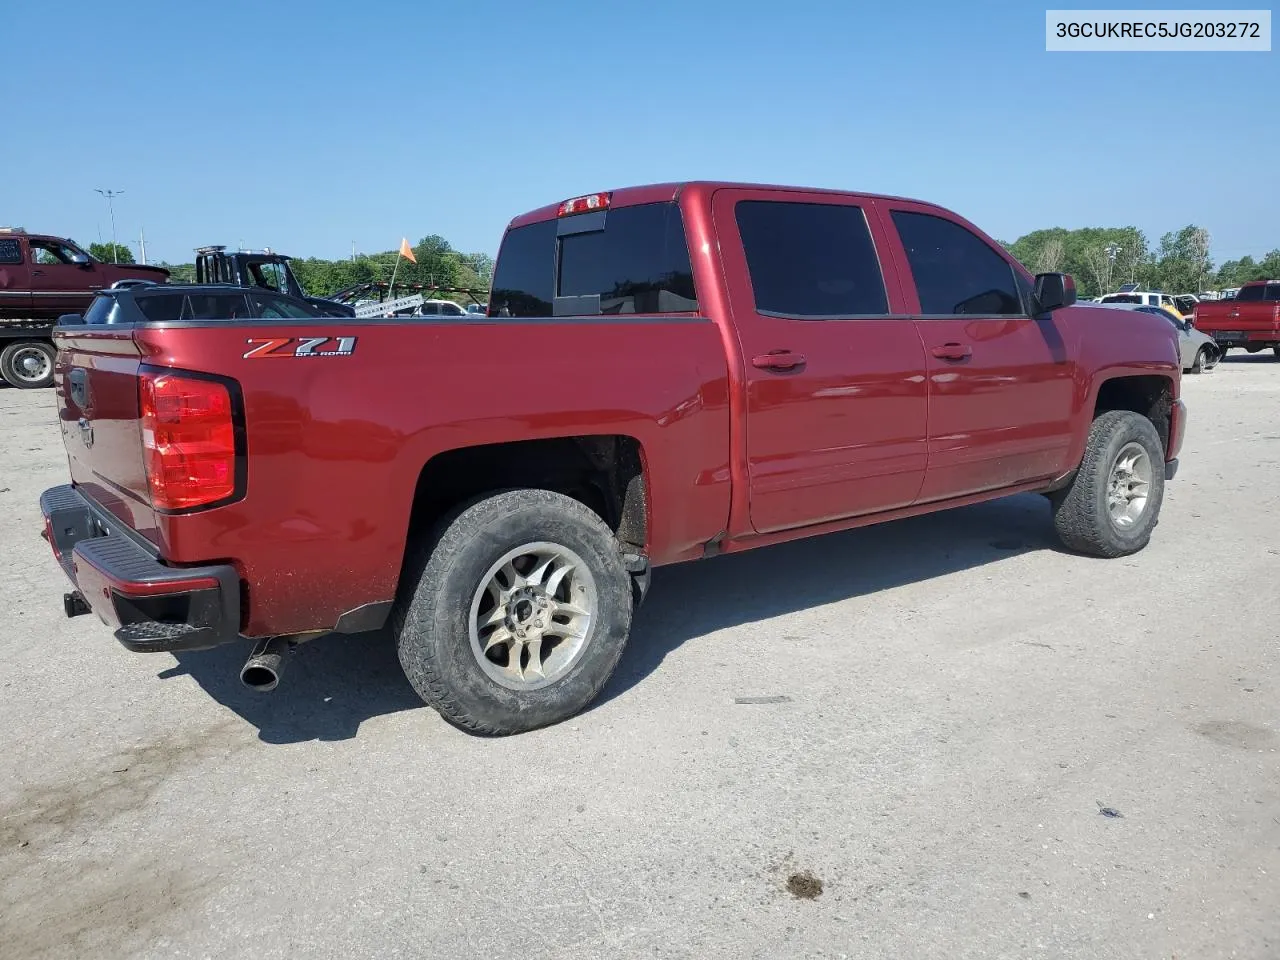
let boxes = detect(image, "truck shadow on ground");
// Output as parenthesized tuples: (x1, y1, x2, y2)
(163, 493, 1055, 743)
(598, 492, 1056, 708)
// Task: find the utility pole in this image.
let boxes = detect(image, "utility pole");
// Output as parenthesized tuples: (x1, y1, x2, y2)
(130, 228, 148, 265)
(352, 241, 356, 263)
(94, 188, 124, 263)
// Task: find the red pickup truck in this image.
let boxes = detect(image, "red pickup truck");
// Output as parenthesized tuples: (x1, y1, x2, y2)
(0, 228, 169, 387)
(1193, 280, 1280, 356)
(39, 182, 1186, 734)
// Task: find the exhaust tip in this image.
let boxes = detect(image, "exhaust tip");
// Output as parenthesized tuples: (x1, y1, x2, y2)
(240, 663, 280, 692)
(240, 636, 292, 693)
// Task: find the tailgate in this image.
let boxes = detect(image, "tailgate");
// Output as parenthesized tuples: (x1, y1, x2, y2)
(54, 327, 160, 543)
(1197, 302, 1280, 334)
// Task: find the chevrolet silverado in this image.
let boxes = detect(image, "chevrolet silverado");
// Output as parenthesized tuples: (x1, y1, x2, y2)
(40, 182, 1186, 734)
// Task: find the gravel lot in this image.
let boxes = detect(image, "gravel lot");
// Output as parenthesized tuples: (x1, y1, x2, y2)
(2, 359, 1277, 960)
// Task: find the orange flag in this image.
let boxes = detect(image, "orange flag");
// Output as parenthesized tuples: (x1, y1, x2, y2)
(399, 238, 417, 264)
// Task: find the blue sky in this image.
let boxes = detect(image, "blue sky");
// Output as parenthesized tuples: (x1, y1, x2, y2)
(2, 0, 1275, 265)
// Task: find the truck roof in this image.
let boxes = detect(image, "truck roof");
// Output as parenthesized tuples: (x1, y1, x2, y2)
(505, 181, 931, 229)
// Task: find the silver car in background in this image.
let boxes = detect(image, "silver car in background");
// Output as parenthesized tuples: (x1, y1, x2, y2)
(1079, 301, 1220, 373)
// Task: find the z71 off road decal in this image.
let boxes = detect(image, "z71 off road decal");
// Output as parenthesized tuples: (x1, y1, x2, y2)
(243, 336, 358, 359)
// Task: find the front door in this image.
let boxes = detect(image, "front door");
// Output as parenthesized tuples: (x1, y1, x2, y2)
(712, 188, 929, 535)
(28, 237, 104, 313)
(876, 201, 1077, 502)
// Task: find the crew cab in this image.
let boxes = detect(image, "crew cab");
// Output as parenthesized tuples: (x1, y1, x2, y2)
(39, 182, 1186, 735)
(1192, 280, 1280, 356)
(0, 228, 169, 388)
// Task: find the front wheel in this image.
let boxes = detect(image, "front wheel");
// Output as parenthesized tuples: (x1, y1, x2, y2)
(1051, 410, 1165, 558)
(1191, 347, 1208, 374)
(0, 341, 56, 389)
(392, 488, 633, 735)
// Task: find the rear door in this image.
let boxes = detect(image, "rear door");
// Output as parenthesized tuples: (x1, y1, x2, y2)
(0, 235, 32, 313)
(29, 237, 106, 312)
(877, 201, 1077, 502)
(712, 188, 928, 534)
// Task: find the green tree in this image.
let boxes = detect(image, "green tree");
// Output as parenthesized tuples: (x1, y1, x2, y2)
(1152, 225, 1212, 294)
(89, 242, 135, 264)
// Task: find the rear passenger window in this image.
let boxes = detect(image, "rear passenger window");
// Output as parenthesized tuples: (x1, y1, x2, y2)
(488, 201, 697, 317)
(892, 211, 1024, 316)
(734, 201, 888, 317)
(137, 294, 184, 322)
(0, 239, 20, 264)
(182, 294, 250, 320)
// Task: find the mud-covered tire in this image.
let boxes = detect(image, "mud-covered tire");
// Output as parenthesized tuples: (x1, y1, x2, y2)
(0, 341, 56, 389)
(392, 489, 633, 735)
(1051, 410, 1165, 558)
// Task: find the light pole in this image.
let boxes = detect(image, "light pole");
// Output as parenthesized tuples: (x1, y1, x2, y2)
(95, 188, 124, 263)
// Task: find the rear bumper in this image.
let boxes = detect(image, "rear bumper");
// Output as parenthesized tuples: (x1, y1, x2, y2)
(1207, 330, 1280, 346)
(40, 485, 241, 652)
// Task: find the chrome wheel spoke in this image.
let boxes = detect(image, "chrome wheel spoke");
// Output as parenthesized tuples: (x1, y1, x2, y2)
(553, 599, 591, 618)
(482, 624, 515, 654)
(544, 561, 574, 598)
(524, 637, 545, 679)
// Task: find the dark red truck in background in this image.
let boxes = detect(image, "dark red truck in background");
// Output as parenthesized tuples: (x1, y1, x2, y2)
(0, 228, 168, 387)
(1193, 280, 1280, 357)
(39, 182, 1186, 734)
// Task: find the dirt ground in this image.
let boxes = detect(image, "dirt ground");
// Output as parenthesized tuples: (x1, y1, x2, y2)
(1, 358, 1277, 959)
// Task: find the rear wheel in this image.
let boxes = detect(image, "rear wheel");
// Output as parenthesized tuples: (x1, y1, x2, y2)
(0, 341, 55, 389)
(1051, 410, 1165, 558)
(392, 488, 633, 735)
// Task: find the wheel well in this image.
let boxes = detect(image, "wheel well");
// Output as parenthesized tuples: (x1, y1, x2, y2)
(405, 435, 648, 553)
(1093, 375, 1173, 453)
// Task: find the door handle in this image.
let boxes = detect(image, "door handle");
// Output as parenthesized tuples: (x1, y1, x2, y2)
(752, 351, 806, 371)
(931, 342, 972, 361)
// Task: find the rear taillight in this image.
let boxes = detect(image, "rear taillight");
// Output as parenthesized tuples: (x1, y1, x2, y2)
(139, 371, 239, 511)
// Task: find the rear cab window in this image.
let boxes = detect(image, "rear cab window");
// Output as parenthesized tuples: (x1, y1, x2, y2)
(1235, 283, 1280, 302)
(489, 200, 697, 318)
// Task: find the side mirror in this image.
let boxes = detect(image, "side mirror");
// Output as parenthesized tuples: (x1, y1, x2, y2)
(70, 253, 90, 266)
(1033, 272, 1076, 313)
(56, 312, 83, 325)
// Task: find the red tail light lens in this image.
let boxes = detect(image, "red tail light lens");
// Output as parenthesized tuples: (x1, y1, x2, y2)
(139, 372, 239, 510)
(557, 192, 611, 217)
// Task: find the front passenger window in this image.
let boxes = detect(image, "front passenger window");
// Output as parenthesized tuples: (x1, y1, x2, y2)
(891, 211, 1024, 316)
